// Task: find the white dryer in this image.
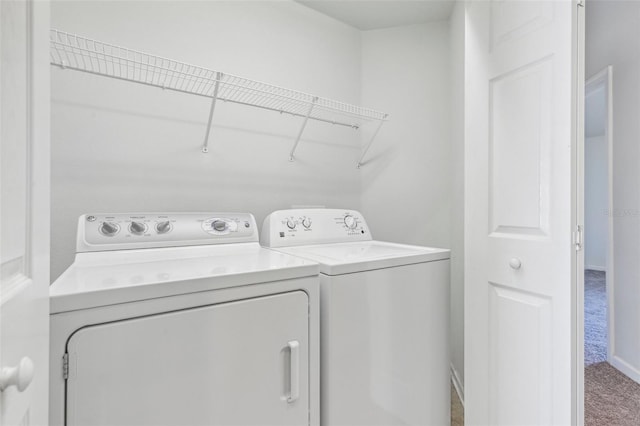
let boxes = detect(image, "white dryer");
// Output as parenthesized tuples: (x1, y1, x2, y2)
(262, 209, 450, 426)
(50, 212, 320, 426)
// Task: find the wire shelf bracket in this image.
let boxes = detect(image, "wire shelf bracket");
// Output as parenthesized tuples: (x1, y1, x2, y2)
(202, 72, 222, 153)
(289, 97, 318, 162)
(357, 116, 387, 169)
(49, 29, 389, 168)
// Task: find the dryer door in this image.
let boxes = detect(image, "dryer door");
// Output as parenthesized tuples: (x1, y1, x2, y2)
(65, 291, 309, 426)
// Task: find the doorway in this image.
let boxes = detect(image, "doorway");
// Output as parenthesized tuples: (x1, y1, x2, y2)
(583, 65, 640, 425)
(584, 66, 612, 368)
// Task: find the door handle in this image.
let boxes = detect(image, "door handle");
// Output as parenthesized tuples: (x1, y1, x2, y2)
(287, 340, 299, 403)
(509, 258, 522, 270)
(0, 357, 35, 392)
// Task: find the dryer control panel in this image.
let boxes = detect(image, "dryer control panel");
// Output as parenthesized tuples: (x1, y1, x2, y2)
(261, 209, 372, 248)
(77, 212, 258, 252)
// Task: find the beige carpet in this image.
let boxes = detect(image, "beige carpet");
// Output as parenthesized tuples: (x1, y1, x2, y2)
(451, 383, 464, 426)
(586, 362, 640, 426)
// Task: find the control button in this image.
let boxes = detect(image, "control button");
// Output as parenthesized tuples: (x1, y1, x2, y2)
(302, 218, 312, 229)
(344, 215, 358, 229)
(286, 219, 296, 230)
(129, 221, 147, 235)
(212, 220, 228, 232)
(99, 222, 119, 237)
(244, 221, 250, 228)
(156, 221, 172, 234)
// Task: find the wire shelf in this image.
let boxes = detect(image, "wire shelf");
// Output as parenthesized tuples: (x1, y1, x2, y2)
(50, 29, 388, 128)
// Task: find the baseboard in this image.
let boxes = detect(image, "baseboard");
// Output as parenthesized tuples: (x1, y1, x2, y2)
(585, 265, 606, 272)
(610, 355, 640, 385)
(450, 363, 464, 406)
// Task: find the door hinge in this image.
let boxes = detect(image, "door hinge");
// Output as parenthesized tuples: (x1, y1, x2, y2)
(62, 353, 69, 380)
(578, 0, 585, 7)
(573, 225, 583, 251)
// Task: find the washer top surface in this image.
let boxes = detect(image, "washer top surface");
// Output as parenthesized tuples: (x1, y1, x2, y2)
(274, 241, 449, 275)
(261, 209, 450, 275)
(50, 213, 318, 314)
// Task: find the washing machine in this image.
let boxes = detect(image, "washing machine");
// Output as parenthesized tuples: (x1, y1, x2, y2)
(49, 212, 320, 426)
(262, 209, 451, 426)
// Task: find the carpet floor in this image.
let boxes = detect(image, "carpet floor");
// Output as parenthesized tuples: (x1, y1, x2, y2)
(585, 270, 607, 365)
(451, 383, 464, 426)
(586, 362, 640, 425)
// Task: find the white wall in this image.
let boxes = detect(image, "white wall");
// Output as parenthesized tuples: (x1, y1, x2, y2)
(584, 134, 607, 271)
(358, 13, 456, 392)
(359, 23, 451, 249)
(50, 0, 363, 279)
(587, 0, 640, 382)
(448, 0, 465, 399)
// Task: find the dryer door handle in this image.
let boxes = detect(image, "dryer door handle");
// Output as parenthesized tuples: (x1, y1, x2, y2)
(287, 340, 299, 403)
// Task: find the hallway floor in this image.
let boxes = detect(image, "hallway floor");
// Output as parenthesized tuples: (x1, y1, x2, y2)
(586, 362, 640, 426)
(585, 269, 606, 365)
(584, 269, 640, 425)
(451, 383, 464, 426)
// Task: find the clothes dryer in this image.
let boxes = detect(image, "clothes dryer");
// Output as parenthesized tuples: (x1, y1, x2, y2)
(50, 212, 320, 426)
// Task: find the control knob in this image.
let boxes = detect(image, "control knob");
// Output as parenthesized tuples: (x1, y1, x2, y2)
(99, 222, 119, 237)
(302, 218, 312, 229)
(156, 221, 172, 234)
(130, 221, 147, 235)
(212, 220, 228, 232)
(286, 219, 296, 230)
(344, 215, 358, 229)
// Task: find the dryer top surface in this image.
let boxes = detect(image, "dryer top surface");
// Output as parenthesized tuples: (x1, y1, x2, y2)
(51, 242, 318, 314)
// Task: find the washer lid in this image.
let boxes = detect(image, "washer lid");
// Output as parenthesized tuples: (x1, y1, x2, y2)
(50, 243, 319, 314)
(273, 241, 450, 275)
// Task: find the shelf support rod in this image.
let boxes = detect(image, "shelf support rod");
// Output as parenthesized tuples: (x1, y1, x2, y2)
(289, 97, 318, 162)
(202, 72, 222, 153)
(356, 115, 387, 169)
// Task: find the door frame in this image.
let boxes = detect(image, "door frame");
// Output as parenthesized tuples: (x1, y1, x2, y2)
(573, 1, 586, 425)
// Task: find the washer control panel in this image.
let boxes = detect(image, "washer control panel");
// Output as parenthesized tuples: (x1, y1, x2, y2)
(78, 212, 257, 252)
(261, 209, 371, 248)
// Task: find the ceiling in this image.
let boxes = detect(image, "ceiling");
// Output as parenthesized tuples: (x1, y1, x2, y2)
(295, 0, 456, 30)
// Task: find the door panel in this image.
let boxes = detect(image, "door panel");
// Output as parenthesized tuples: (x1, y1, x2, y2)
(490, 1, 553, 50)
(66, 291, 310, 426)
(465, 1, 581, 424)
(0, 1, 50, 425)
(0, 0, 28, 267)
(488, 284, 552, 425)
(489, 57, 552, 236)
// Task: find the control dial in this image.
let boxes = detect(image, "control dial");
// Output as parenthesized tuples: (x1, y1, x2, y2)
(129, 221, 147, 235)
(202, 218, 237, 235)
(212, 220, 228, 232)
(302, 218, 312, 229)
(156, 221, 172, 234)
(99, 222, 120, 237)
(286, 219, 296, 230)
(344, 214, 358, 229)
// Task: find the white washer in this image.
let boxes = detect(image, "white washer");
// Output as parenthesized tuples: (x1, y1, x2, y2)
(50, 212, 320, 426)
(262, 209, 450, 426)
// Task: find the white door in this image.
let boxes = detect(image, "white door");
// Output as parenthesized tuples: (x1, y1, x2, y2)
(0, 0, 50, 425)
(465, 1, 583, 425)
(65, 292, 310, 426)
